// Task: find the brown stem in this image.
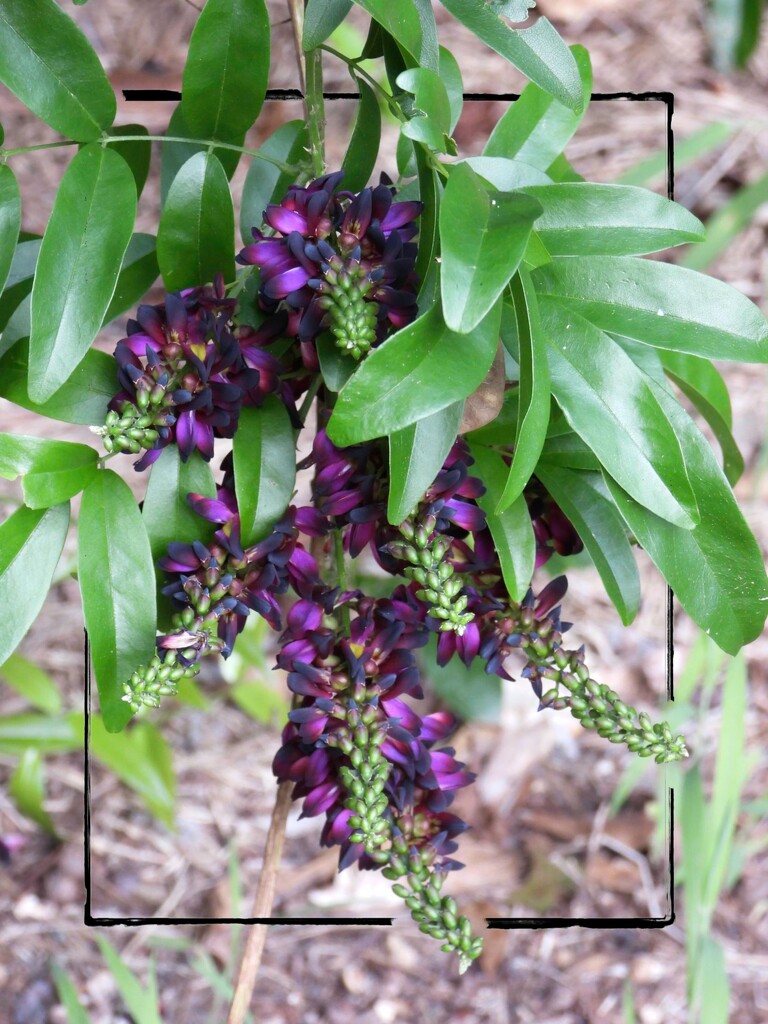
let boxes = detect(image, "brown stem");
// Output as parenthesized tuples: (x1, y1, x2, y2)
(226, 779, 294, 1024)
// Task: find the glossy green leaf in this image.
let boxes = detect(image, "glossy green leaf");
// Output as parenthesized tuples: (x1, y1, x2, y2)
(496, 270, 549, 510)
(532, 256, 768, 363)
(420, 634, 501, 722)
(441, 1, 582, 109)
(535, 464, 640, 624)
(440, 163, 542, 333)
(157, 151, 235, 292)
(520, 183, 705, 256)
(304, 0, 353, 49)
(0, 342, 116, 425)
(103, 233, 159, 325)
(0, 712, 81, 755)
(342, 78, 381, 191)
(680, 168, 768, 272)
(89, 718, 175, 829)
(327, 300, 502, 446)
(539, 431, 600, 471)
(414, 145, 440, 295)
(0, 0, 116, 141)
(540, 300, 698, 529)
(0, 653, 61, 714)
(0, 238, 41, 333)
(142, 447, 217, 565)
(51, 963, 90, 1024)
(317, 332, 357, 392)
(79, 471, 156, 733)
(0, 503, 69, 667)
(108, 125, 151, 197)
(396, 68, 452, 152)
(469, 442, 535, 601)
(439, 45, 463, 133)
(660, 350, 743, 485)
(0, 166, 21, 299)
(29, 145, 136, 403)
(0, 293, 30, 360)
(546, 153, 584, 183)
(10, 748, 55, 833)
(387, 402, 464, 525)
(239, 121, 308, 245)
(182, 0, 270, 142)
(353, 0, 437, 69)
(160, 102, 242, 205)
(483, 43, 590, 163)
(454, 156, 551, 190)
(0, 433, 98, 508)
(234, 398, 297, 546)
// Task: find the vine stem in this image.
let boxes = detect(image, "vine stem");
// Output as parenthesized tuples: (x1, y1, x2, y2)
(287, 0, 325, 178)
(226, 779, 294, 1024)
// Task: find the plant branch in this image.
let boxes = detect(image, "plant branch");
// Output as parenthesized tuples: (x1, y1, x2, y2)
(226, 778, 294, 1024)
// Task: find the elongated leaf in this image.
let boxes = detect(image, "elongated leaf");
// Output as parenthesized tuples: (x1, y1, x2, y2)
(342, 79, 381, 191)
(616, 122, 735, 189)
(0, 238, 41, 334)
(94, 935, 164, 1023)
(439, 46, 463, 133)
(0, 712, 81, 755)
(79, 471, 156, 732)
(182, 0, 270, 142)
(327, 300, 502, 446)
(10, 748, 55, 833)
(387, 402, 464, 524)
(142, 447, 217, 565)
(157, 151, 235, 292)
(51, 963, 90, 1024)
(397, 68, 452, 152)
(0, 166, 21, 299)
(239, 121, 308, 245)
(697, 938, 730, 1024)
(0, 433, 98, 508)
(468, 442, 535, 601)
(0, 0, 116, 141)
(520, 183, 704, 256)
(233, 398, 296, 546)
(483, 44, 591, 165)
(414, 145, 440, 296)
(535, 464, 640, 624)
(317, 332, 357, 392)
(103, 233, 159, 325)
(539, 431, 600, 471)
(680, 167, 768, 272)
(108, 125, 151, 197)
(160, 102, 242, 205)
(440, 163, 542, 333)
(304, 0, 353, 50)
(540, 300, 698, 528)
(29, 145, 136, 403)
(455, 156, 551, 190)
(0, 653, 61, 714)
(353, 0, 437, 69)
(532, 256, 768, 363)
(0, 503, 69, 667)
(441, 1, 583, 109)
(89, 719, 175, 830)
(496, 270, 549, 510)
(0, 342, 116, 425)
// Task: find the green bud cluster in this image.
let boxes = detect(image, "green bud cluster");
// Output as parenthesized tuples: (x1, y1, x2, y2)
(382, 832, 484, 975)
(93, 395, 172, 456)
(121, 649, 199, 713)
(503, 604, 688, 764)
(389, 515, 474, 635)
(317, 255, 379, 360)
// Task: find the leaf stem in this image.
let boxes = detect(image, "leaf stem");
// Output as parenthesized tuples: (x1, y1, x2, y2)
(320, 45, 406, 122)
(0, 140, 77, 160)
(304, 49, 326, 177)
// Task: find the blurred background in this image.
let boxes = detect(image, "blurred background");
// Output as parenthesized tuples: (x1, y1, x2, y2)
(0, 1, 767, 1021)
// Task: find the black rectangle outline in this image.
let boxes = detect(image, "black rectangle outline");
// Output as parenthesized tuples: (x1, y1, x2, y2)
(86, 90, 676, 929)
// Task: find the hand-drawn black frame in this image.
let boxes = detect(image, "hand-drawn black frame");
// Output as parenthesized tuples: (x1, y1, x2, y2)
(84, 87, 677, 931)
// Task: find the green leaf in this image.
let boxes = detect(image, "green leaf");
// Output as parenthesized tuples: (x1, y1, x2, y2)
(616, 121, 735, 189)
(29, 145, 136, 403)
(0, 503, 69, 667)
(495, 270, 549, 510)
(0, 0, 116, 141)
(316, 332, 357, 392)
(142, 447, 217, 565)
(0, 653, 61, 713)
(9, 748, 55, 833)
(680, 168, 768, 273)
(483, 44, 591, 164)
(697, 938, 730, 1024)
(0, 342, 116, 425)
(454, 156, 551, 190)
(103, 233, 159, 325)
(239, 121, 308, 246)
(539, 431, 600, 471)
(233, 398, 297, 546)
(0, 238, 41, 333)
(89, 719, 175, 831)
(534, 464, 640, 624)
(51, 963, 90, 1024)
(440, 163, 542, 333)
(413, 145, 440, 293)
(531, 256, 768, 363)
(230, 680, 287, 724)
(396, 68, 452, 152)
(108, 125, 152, 197)
(520, 183, 705, 256)
(546, 153, 584, 183)
(0, 712, 81, 755)
(387, 402, 464, 524)
(491, 0, 536, 21)
(160, 102, 242, 205)
(0, 166, 22, 299)
(157, 151, 235, 292)
(352, 0, 437, 69)
(182, 0, 270, 143)
(660, 350, 744, 485)
(0, 432, 99, 508)
(468, 443, 535, 601)
(304, 0, 353, 50)
(439, 45, 463, 133)
(342, 78, 381, 191)
(79, 471, 156, 732)
(419, 635, 501, 722)
(0, 291, 30, 359)
(540, 300, 698, 529)
(327, 299, 502, 446)
(440, 1, 583, 109)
